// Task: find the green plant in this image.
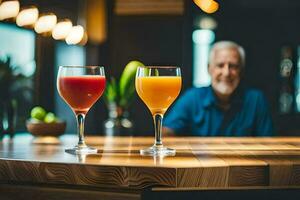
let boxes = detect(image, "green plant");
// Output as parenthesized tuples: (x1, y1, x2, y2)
(0, 56, 30, 100)
(104, 60, 145, 109)
(0, 56, 33, 135)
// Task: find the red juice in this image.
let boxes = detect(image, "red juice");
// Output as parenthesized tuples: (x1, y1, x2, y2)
(58, 75, 106, 114)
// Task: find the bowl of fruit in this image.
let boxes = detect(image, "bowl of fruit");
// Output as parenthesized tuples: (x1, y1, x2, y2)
(26, 106, 66, 137)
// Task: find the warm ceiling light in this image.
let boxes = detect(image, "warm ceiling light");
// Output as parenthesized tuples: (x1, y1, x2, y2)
(52, 19, 73, 40)
(0, 0, 20, 20)
(194, 0, 219, 14)
(34, 13, 57, 34)
(16, 6, 39, 27)
(79, 31, 88, 46)
(65, 25, 85, 45)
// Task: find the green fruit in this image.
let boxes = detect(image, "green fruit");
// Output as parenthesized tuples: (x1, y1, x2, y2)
(119, 60, 144, 96)
(31, 106, 46, 120)
(44, 112, 57, 123)
(119, 60, 144, 107)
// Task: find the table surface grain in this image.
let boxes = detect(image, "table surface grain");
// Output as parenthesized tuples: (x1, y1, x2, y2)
(1, 134, 300, 189)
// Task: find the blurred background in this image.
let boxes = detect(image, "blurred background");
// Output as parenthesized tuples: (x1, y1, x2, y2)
(1, 0, 300, 136)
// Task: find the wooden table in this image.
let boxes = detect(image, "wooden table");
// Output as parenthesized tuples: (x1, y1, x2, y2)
(1, 134, 300, 200)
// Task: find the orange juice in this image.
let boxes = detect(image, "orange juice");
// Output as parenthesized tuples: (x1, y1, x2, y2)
(136, 76, 181, 115)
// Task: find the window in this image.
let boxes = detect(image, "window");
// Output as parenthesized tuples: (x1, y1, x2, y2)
(0, 23, 35, 131)
(192, 29, 215, 87)
(0, 23, 35, 76)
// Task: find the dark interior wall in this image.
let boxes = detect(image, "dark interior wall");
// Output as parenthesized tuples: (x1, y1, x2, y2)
(108, 14, 187, 135)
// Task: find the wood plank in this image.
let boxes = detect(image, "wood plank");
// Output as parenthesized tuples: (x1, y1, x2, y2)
(208, 142, 269, 187)
(0, 183, 141, 200)
(0, 160, 177, 189)
(1, 134, 300, 190)
(237, 141, 300, 187)
(177, 167, 229, 188)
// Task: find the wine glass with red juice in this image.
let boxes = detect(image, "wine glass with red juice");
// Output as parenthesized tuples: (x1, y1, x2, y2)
(57, 66, 105, 154)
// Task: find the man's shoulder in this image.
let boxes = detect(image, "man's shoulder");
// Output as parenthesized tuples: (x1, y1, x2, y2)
(242, 88, 267, 103)
(243, 88, 265, 98)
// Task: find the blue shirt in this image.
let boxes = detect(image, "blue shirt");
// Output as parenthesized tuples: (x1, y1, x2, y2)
(164, 86, 274, 136)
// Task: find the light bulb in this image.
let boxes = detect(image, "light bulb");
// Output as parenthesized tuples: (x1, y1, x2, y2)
(194, 0, 219, 14)
(34, 13, 57, 34)
(0, 0, 20, 20)
(65, 25, 85, 45)
(16, 6, 39, 27)
(52, 19, 73, 40)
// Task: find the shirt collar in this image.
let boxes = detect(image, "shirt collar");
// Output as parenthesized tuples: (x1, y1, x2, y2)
(202, 85, 244, 109)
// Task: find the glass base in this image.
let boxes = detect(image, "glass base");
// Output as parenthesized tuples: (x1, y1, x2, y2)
(65, 145, 97, 155)
(140, 145, 176, 156)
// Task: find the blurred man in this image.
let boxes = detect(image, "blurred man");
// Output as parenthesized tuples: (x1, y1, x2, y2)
(163, 41, 273, 136)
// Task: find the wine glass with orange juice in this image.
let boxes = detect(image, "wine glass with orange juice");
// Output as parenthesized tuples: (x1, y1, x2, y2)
(135, 66, 181, 156)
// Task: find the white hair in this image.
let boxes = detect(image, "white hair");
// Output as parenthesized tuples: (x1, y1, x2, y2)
(209, 41, 245, 67)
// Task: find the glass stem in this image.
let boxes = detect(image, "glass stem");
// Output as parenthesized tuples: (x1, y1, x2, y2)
(76, 113, 87, 148)
(153, 113, 164, 147)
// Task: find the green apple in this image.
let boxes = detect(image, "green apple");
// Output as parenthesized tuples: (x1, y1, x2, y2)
(44, 112, 57, 123)
(30, 106, 46, 121)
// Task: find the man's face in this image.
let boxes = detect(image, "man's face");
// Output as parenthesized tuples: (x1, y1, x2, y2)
(208, 48, 242, 98)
